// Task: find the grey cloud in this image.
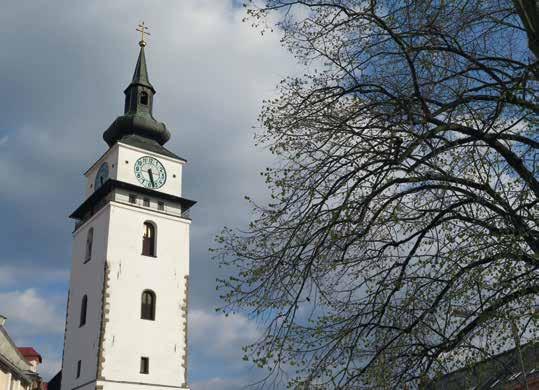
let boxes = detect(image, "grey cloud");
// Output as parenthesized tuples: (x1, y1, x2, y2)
(0, 289, 65, 335)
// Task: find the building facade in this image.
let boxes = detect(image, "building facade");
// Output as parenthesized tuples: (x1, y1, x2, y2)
(60, 38, 195, 390)
(0, 316, 44, 390)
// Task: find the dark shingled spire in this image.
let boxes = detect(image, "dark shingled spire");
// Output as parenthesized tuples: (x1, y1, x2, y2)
(103, 44, 171, 148)
(128, 46, 155, 93)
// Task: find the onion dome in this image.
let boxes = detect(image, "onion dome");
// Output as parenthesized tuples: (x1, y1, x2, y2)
(103, 43, 171, 147)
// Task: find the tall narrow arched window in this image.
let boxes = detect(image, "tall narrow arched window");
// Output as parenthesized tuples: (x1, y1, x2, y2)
(80, 295, 88, 327)
(141, 290, 156, 320)
(85, 228, 94, 263)
(142, 222, 156, 257)
(140, 91, 149, 105)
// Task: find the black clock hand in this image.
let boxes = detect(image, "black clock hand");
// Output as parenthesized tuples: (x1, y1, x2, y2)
(148, 169, 155, 187)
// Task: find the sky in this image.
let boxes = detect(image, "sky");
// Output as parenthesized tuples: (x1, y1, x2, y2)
(0, 1, 299, 388)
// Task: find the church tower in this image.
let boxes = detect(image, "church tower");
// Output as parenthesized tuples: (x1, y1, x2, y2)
(61, 29, 194, 390)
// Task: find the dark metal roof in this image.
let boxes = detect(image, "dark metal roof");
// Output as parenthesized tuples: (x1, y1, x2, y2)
(103, 45, 172, 148)
(428, 342, 539, 390)
(118, 134, 186, 162)
(127, 46, 155, 92)
(47, 370, 62, 390)
(69, 179, 196, 220)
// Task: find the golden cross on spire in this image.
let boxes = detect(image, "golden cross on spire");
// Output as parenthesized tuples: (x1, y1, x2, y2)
(136, 21, 151, 47)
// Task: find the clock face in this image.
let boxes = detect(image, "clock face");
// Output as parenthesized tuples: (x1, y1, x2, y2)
(134, 156, 167, 189)
(94, 162, 109, 190)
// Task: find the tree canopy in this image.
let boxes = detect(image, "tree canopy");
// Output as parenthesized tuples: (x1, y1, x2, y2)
(215, 1, 538, 388)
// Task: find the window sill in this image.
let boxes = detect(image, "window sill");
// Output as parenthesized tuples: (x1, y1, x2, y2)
(141, 254, 157, 258)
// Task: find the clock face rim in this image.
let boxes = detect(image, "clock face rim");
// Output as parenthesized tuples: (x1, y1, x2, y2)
(134, 156, 167, 189)
(94, 162, 109, 190)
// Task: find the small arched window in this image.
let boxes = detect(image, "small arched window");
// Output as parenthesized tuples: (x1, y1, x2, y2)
(140, 92, 149, 105)
(142, 222, 156, 257)
(141, 290, 156, 320)
(80, 295, 88, 327)
(85, 228, 93, 262)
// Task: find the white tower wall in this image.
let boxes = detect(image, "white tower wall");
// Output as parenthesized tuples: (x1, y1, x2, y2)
(61, 144, 191, 390)
(62, 206, 110, 388)
(61, 42, 193, 390)
(99, 201, 190, 385)
(85, 143, 184, 198)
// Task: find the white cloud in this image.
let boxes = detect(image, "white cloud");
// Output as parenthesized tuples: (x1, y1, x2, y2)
(0, 289, 65, 335)
(191, 376, 249, 390)
(190, 309, 261, 359)
(0, 135, 7, 146)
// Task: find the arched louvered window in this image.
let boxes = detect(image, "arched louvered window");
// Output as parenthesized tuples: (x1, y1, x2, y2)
(140, 91, 149, 105)
(141, 290, 156, 320)
(85, 228, 94, 263)
(142, 222, 156, 257)
(80, 295, 88, 327)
